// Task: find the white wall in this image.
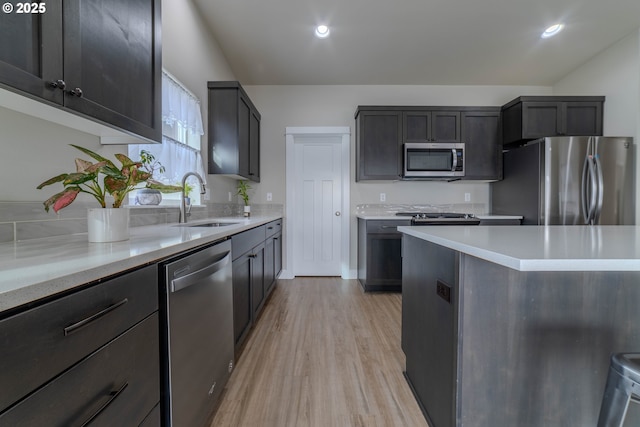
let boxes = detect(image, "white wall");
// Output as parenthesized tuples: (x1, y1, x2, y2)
(553, 29, 640, 222)
(553, 31, 640, 137)
(244, 84, 552, 274)
(162, 0, 239, 203)
(0, 107, 117, 203)
(0, 0, 239, 204)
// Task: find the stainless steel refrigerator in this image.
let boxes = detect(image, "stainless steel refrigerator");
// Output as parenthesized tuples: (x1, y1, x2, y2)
(491, 136, 635, 225)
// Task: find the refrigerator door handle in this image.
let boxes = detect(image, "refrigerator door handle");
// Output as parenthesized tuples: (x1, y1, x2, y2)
(581, 155, 593, 224)
(593, 155, 604, 224)
(582, 155, 598, 225)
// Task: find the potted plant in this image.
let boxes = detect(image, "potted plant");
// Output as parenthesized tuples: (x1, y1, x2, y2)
(36, 144, 178, 242)
(237, 180, 252, 217)
(183, 181, 195, 206)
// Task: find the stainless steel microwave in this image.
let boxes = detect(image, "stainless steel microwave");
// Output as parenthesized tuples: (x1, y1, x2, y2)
(403, 142, 465, 178)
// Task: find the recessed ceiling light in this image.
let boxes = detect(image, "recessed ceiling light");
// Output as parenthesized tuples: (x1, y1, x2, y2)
(315, 25, 330, 39)
(541, 23, 564, 39)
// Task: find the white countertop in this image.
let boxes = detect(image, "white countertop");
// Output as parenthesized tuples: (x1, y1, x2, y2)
(398, 225, 640, 272)
(356, 214, 522, 220)
(0, 215, 281, 312)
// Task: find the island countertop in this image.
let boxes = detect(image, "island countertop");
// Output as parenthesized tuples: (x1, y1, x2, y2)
(398, 225, 640, 271)
(0, 215, 281, 312)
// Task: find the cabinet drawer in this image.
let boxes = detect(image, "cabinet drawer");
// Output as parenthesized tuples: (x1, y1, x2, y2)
(0, 265, 158, 412)
(232, 225, 266, 260)
(0, 313, 160, 426)
(365, 220, 411, 234)
(265, 219, 282, 238)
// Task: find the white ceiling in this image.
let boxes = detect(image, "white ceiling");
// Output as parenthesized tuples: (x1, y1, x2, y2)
(193, 0, 640, 86)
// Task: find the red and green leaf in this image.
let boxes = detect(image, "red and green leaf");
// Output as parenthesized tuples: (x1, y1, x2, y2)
(70, 144, 117, 169)
(104, 176, 127, 193)
(43, 187, 81, 213)
(37, 174, 69, 189)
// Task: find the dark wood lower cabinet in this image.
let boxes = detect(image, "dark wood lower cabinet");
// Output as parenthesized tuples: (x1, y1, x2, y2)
(358, 219, 410, 292)
(231, 241, 264, 353)
(232, 252, 253, 351)
(0, 314, 160, 426)
(231, 219, 282, 355)
(250, 242, 266, 317)
(0, 265, 159, 417)
(264, 232, 282, 296)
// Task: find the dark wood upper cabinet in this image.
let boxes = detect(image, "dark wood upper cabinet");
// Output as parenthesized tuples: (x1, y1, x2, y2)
(355, 109, 403, 181)
(356, 106, 499, 181)
(403, 110, 460, 142)
(0, 0, 162, 143)
(0, 4, 63, 104)
(501, 96, 604, 146)
(208, 81, 261, 182)
(461, 109, 501, 181)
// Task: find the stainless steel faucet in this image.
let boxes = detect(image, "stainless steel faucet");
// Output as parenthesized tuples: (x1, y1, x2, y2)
(180, 172, 206, 223)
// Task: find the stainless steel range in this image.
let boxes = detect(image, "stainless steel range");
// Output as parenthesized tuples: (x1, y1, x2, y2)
(395, 212, 481, 225)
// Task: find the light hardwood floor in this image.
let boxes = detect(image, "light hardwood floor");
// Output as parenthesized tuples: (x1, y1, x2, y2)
(211, 277, 429, 427)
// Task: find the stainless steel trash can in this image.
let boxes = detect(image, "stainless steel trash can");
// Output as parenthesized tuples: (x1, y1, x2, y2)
(598, 353, 640, 427)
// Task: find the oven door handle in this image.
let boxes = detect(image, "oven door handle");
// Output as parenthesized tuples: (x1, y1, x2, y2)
(451, 149, 458, 171)
(171, 251, 231, 292)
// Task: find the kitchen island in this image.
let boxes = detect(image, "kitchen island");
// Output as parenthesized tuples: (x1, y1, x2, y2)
(398, 225, 640, 427)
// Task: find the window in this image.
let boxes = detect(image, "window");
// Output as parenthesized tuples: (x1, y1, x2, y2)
(129, 69, 206, 205)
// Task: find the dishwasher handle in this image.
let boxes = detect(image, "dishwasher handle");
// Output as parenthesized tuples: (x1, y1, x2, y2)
(171, 251, 231, 293)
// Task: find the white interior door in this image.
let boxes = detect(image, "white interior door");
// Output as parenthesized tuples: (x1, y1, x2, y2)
(293, 136, 342, 276)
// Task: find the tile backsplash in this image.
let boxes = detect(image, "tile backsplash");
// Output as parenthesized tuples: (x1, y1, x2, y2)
(0, 202, 283, 243)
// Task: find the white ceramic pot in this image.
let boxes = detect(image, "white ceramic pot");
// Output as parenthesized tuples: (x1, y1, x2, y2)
(135, 188, 162, 205)
(244, 205, 251, 217)
(87, 208, 130, 242)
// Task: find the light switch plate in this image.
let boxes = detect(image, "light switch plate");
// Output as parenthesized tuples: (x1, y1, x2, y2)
(267, 192, 273, 201)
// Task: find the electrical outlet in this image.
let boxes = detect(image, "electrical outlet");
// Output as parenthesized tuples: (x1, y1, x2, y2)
(464, 193, 471, 202)
(267, 192, 273, 201)
(380, 193, 386, 202)
(204, 192, 210, 201)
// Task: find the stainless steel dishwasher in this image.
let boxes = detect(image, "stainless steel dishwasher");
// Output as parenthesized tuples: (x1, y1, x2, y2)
(160, 239, 234, 427)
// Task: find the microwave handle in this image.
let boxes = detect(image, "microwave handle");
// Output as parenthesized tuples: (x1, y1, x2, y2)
(451, 149, 458, 171)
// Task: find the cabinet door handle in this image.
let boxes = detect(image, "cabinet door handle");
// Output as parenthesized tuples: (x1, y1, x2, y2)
(380, 225, 397, 230)
(63, 298, 129, 336)
(49, 79, 66, 90)
(248, 254, 257, 258)
(69, 87, 84, 97)
(267, 226, 273, 230)
(79, 382, 128, 427)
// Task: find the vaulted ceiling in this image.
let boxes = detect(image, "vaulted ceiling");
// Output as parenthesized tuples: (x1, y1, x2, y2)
(193, 0, 640, 86)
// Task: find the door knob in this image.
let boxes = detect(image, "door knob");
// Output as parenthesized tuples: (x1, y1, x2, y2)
(335, 211, 341, 216)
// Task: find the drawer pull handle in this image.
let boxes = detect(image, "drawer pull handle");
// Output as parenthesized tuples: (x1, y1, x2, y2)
(64, 298, 129, 336)
(79, 382, 128, 427)
(380, 226, 398, 230)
